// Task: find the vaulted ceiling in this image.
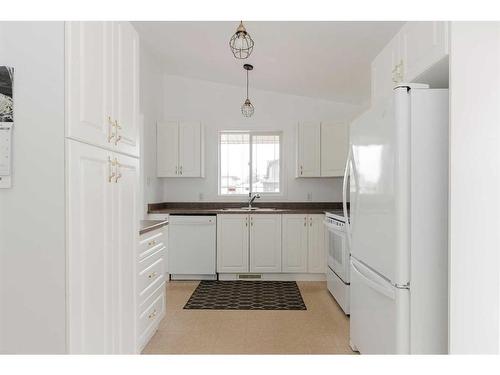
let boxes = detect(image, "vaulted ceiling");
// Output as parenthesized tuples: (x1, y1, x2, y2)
(133, 21, 404, 105)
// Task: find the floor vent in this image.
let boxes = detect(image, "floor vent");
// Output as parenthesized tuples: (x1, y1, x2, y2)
(238, 274, 262, 280)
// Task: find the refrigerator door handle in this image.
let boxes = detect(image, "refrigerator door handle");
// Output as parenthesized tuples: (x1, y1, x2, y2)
(343, 146, 352, 246)
(351, 259, 395, 300)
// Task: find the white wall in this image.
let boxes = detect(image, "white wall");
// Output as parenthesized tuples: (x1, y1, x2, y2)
(139, 43, 164, 216)
(0, 22, 66, 353)
(160, 75, 362, 202)
(449, 22, 500, 354)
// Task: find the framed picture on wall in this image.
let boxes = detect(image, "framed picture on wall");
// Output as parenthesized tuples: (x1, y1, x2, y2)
(0, 66, 14, 122)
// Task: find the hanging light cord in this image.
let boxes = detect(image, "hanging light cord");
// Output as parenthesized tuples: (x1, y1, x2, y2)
(246, 69, 249, 100)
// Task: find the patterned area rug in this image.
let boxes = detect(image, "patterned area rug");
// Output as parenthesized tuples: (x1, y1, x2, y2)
(183, 280, 306, 310)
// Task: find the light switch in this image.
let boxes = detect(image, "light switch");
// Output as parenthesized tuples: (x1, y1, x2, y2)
(0, 123, 12, 188)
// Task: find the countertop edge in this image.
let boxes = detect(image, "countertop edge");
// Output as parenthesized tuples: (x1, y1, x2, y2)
(139, 220, 169, 236)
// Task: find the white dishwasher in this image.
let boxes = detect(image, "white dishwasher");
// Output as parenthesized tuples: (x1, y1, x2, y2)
(168, 214, 217, 280)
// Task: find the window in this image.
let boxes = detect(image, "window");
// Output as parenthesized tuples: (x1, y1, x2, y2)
(219, 131, 281, 196)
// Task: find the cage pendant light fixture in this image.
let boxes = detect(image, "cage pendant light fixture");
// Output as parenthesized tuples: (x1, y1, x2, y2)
(241, 64, 255, 118)
(229, 21, 254, 59)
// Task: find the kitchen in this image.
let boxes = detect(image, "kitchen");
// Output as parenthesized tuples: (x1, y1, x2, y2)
(0, 7, 499, 365)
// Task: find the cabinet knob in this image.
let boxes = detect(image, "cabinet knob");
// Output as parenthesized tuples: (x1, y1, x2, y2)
(148, 309, 157, 320)
(148, 271, 157, 279)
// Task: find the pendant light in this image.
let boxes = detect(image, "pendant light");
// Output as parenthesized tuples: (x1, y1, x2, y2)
(241, 64, 255, 118)
(229, 21, 254, 59)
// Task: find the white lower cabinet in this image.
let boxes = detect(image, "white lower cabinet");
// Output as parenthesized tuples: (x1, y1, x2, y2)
(217, 214, 249, 273)
(217, 213, 325, 276)
(249, 214, 282, 273)
(307, 214, 326, 273)
(217, 214, 281, 273)
(137, 226, 166, 352)
(281, 214, 326, 274)
(282, 214, 309, 273)
(67, 139, 139, 354)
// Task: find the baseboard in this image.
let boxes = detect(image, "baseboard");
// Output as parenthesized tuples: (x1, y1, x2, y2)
(218, 273, 326, 281)
(170, 274, 217, 281)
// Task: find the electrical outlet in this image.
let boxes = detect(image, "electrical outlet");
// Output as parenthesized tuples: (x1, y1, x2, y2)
(146, 176, 151, 186)
(307, 192, 313, 201)
(199, 192, 204, 201)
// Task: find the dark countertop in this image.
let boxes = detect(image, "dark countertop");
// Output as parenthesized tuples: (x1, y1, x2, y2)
(147, 202, 346, 215)
(139, 220, 169, 235)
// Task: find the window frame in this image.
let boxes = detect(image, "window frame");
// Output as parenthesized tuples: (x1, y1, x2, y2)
(217, 130, 284, 198)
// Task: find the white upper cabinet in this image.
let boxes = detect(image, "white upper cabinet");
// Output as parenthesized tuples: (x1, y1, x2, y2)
(217, 214, 249, 273)
(66, 21, 140, 157)
(178, 121, 202, 177)
(250, 214, 282, 273)
(371, 33, 402, 105)
(113, 22, 140, 157)
(297, 121, 349, 178)
(307, 214, 326, 273)
(320, 123, 349, 177)
(400, 22, 449, 83)
(157, 121, 179, 177)
(282, 214, 309, 273)
(157, 121, 204, 177)
(66, 22, 113, 149)
(297, 122, 321, 177)
(371, 21, 449, 104)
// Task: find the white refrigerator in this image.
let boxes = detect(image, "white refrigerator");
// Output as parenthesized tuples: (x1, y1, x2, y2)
(347, 84, 449, 354)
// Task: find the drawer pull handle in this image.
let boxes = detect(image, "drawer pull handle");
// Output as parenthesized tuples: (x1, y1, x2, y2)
(148, 240, 156, 246)
(148, 272, 157, 279)
(148, 309, 157, 320)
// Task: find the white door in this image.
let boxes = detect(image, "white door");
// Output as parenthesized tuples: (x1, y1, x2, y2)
(400, 22, 448, 82)
(250, 214, 282, 273)
(67, 140, 114, 354)
(350, 88, 411, 285)
(321, 123, 348, 177)
(157, 121, 179, 177)
(282, 214, 308, 273)
(113, 22, 139, 157)
(112, 152, 139, 354)
(350, 258, 410, 354)
(297, 122, 320, 177)
(178, 121, 201, 177)
(217, 214, 249, 273)
(66, 22, 113, 148)
(307, 214, 326, 273)
(371, 33, 402, 104)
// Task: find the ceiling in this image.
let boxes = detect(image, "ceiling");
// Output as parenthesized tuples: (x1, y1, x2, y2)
(133, 21, 404, 105)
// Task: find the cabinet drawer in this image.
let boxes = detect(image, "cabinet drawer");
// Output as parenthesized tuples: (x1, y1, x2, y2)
(138, 283, 165, 346)
(138, 250, 165, 303)
(138, 230, 164, 259)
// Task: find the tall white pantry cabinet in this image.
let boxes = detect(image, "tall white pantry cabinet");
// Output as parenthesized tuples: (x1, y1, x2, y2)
(65, 21, 140, 354)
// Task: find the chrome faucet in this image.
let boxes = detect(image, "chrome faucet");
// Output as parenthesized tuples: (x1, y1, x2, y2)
(248, 193, 261, 209)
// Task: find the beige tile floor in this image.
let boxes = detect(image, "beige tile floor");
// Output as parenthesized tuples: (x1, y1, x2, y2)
(142, 281, 356, 355)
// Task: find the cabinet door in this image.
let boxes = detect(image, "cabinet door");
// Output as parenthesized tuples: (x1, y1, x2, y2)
(113, 22, 140, 157)
(282, 215, 308, 273)
(157, 121, 179, 177)
(321, 123, 349, 177)
(308, 214, 326, 273)
(371, 33, 402, 105)
(297, 122, 321, 177)
(217, 214, 249, 273)
(112, 152, 139, 354)
(66, 22, 113, 148)
(400, 21, 449, 82)
(67, 140, 114, 354)
(178, 121, 202, 177)
(250, 214, 282, 273)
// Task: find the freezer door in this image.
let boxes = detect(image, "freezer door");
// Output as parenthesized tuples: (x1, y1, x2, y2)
(350, 258, 410, 354)
(349, 87, 411, 285)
